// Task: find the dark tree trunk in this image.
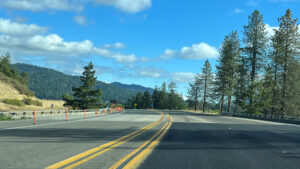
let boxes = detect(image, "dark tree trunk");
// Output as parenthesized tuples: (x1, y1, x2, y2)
(203, 78, 207, 113)
(220, 93, 224, 113)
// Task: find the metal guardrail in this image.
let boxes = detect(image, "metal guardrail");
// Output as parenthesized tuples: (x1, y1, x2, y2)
(0, 108, 124, 122)
(232, 113, 300, 121)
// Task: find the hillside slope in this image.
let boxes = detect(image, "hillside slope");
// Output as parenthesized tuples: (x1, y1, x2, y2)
(0, 77, 64, 111)
(14, 63, 141, 103)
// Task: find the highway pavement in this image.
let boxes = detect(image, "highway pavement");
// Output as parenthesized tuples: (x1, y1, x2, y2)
(1, 110, 300, 169)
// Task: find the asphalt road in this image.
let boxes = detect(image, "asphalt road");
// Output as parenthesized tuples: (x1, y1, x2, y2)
(1, 110, 300, 169)
(140, 111, 300, 169)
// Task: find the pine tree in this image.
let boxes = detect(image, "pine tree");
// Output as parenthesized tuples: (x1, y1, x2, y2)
(187, 75, 201, 111)
(167, 81, 177, 109)
(63, 62, 102, 109)
(243, 10, 268, 113)
(234, 56, 248, 113)
(200, 60, 213, 112)
(277, 9, 299, 116)
(216, 31, 240, 113)
(142, 91, 152, 109)
(158, 82, 168, 109)
(270, 29, 284, 116)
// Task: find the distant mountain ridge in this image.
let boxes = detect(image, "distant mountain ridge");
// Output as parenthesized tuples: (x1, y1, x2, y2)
(14, 63, 153, 103)
(111, 82, 154, 92)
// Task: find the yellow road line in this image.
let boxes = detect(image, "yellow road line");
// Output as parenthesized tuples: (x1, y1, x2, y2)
(109, 114, 171, 169)
(122, 114, 172, 169)
(46, 113, 164, 169)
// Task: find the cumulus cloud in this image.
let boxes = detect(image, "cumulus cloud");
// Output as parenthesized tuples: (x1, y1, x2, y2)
(0, 0, 84, 12)
(103, 42, 126, 49)
(265, 24, 279, 37)
(0, 18, 48, 36)
(160, 49, 176, 59)
(171, 72, 195, 84)
(0, 0, 152, 13)
(93, 0, 152, 13)
(138, 67, 167, 78)
(73, 15, 87, 26)
(161, 43, 219, 60)
(0, 18, 137, 64)
(234, 8, 243, 14)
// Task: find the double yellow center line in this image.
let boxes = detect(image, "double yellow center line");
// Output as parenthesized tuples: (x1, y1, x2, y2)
(46, 112, 171, 169)
(110, 113, 172, 169)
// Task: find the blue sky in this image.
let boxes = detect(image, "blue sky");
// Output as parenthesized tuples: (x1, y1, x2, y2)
(0, 0, 299, 97)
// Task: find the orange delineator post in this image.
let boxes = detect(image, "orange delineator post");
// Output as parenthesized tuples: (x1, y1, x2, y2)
(65, 108, 68, 121)
(33, 110, 36, 125)
(96, 109, 98, 117)
(84, 109, 86, 119)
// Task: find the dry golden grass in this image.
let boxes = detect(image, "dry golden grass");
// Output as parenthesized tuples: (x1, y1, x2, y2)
(0, 81, 65, 111)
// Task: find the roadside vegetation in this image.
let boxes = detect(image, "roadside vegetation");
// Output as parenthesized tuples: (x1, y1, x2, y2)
(125, 81, 186, 110)
(1, 98, 43, 107)
(63, 62, 104, 110)
(187, 9, 300, 117)
(0, 54, 33, 97)
(0, 114, 12, 121)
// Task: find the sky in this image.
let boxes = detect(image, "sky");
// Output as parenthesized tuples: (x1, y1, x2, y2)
(0, 0, 299, 98)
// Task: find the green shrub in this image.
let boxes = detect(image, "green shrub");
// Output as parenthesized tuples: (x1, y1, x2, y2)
(22, 97, 43, 106)
(0, 114, 12, 121)
(2, 99, 25, 107)
(31, 99, 42, 106)
(22, 97, 32, 105)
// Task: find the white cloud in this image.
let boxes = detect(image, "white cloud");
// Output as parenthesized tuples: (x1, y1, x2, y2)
(160, 43, 219, 60)
(0, 18, 48, 36)
(104, 42, 126, 49)
(0, 0, 152, 13)
(265, 24, 279, 37)
(73, 15, 87, 26)
(0, 0, 84, 12)
(234, 8, 243, 14)
(0, 18, 137, 64)
(160, 49, 176, 59)
(179, 43, 219, 60)
(247, 1, 258, 6)
(137, 67, 168, 78)
(93, 0, 152, 13)
(171, 72, 195, 84)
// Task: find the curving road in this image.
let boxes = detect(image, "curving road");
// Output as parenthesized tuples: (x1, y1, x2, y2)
(1, 110, 300, 169)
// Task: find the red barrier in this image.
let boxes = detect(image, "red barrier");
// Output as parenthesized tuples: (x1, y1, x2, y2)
(65, 108, 68, 121)
(33, 110, 36, 125)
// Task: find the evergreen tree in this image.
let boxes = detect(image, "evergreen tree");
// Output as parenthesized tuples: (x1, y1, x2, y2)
(216, 31, 240, 113)
(142, 91, 152, 109)
(243, 10, 268, 113)
(187, 75, 201, 111)
(270, 29, 284, 116)
(63, 62, 102, 109)
(134, 92, 143, 109)
(158, 82, 168, 109)
(200, 60, 213, 112)
(152, 86, 160, 109)
(277, 9, 300, 116)
(167, 81, 177, 109)
(234, 56, 249, 113)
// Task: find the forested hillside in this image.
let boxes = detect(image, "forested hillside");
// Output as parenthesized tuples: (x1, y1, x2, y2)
(111, 82, 154, 93)
(14, 63, 143, 103)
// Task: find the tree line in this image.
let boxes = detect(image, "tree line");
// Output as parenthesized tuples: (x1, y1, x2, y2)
(0, 53, 29, 86)
(125, 81, 186, 110)
(187, 9, 300, 117)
